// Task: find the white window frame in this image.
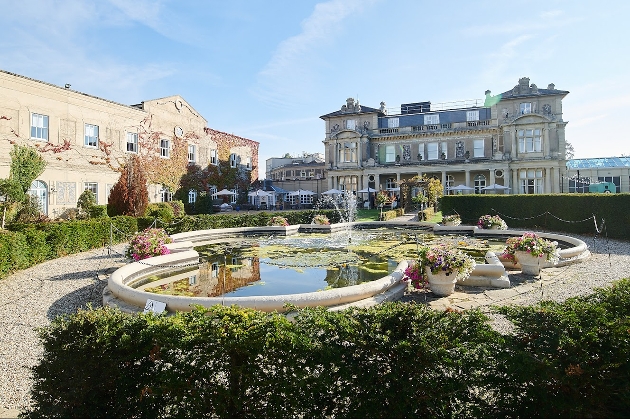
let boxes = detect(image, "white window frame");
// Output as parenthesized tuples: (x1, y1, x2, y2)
(441, 142, 448, 159)
(427, 142, 439, 160)
(245, 156, 252, 170)
(339, 142, 357, 163)
(346, 119, 356, 130)
(188, 189, 197, 204)
(210, 149, 218, 165)
(387, 118, 399, 128)
(520, 169, 544, 194)
(473, 139, 484, 158)
(31, 113, 49, 141)
(160, 139, 170, 158)
(424, 114, 439, 125)
(84, 123, 99, 148)
(84, 182, 98, 204)
(126, 132, 138, 153)
(466, 110, 479, 121)
(518, 129, 542, 153)
(520, 102, 532, 115)
(230, 153, 237, 168)
(474, 174, 486, 194)
(188, 144, 197, 163)
(161, 186, 172, 202)
(385, 145, 396, 163)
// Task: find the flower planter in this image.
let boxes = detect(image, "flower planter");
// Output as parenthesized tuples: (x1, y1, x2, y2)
(425, 268, 458, 296)
(444, 220, 461, 226)
(489, 225, 501, 230)
(514, 250, 542, 275)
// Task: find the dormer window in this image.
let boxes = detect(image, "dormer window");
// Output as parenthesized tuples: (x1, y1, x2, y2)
(424, 114, 439, 125)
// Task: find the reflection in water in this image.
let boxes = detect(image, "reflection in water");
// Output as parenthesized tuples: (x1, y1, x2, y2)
(139, 229, 503, 298)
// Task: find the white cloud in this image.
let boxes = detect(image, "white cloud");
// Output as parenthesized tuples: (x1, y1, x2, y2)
(540, 9, 564, 19)
(252, 0, 378, 108)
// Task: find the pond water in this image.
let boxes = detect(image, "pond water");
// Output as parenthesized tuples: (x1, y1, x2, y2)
(135, 229, 506, 298)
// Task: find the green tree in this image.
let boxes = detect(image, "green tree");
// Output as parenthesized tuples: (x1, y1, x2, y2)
(77, 189, 97, 219)
(0, 145, 47, 228)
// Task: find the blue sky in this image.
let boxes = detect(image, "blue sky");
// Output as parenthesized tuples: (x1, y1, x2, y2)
(1, 0, 628, 179)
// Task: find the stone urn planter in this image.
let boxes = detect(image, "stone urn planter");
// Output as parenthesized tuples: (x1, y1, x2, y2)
(425, 268, 459, 296)
(514, 250, 542, 275)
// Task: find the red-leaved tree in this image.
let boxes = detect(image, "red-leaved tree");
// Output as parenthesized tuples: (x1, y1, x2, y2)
(108, 155, 149, 217)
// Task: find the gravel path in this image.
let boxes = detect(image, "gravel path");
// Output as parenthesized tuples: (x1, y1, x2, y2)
(1, 232, 628, 414)
(0, 244, 127, 415)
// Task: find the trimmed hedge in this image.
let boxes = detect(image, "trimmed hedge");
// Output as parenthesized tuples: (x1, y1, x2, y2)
(25, 279, 630, 418)
(0, 216, 138, 279)
(441, 193, 630, 239)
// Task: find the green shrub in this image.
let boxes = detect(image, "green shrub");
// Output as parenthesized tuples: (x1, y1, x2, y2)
(25, 280, 630, 418)
(77, 189, 96, 218)
(494, 279, 630, 418)
(89, 205, 108, 218)
(441, 194, 630, 239)
(145, 203, 175, 224)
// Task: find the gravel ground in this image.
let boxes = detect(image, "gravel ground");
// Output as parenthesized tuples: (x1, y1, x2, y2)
(1, 232, 628, 414)
(0, 244, 127, 414)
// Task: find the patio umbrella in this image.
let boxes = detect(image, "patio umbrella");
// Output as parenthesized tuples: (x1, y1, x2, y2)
(322, 188, 344, 195)
(357, 187, 377, 193)
(448, 184, 475, 191)
(482, 183, 510, 191)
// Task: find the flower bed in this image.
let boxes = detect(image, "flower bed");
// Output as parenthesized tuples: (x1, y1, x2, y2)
(126, 228, 173, 261)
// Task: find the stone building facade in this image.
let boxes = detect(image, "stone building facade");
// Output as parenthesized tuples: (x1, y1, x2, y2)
(320, 77, 569, 197)
(0, 70, 258, 217)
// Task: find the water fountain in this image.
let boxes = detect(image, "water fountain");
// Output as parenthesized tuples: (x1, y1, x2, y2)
(104, 214, 590, 314)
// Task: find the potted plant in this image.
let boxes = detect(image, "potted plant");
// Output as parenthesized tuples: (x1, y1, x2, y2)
(419, 245, 476, 296)
(126, 228, 173, 261)
(312, 214, 330, 225)
(502, 232, 559, 275)
(268, 216, 289, 226)
(402, 261, 427, 290)
(442, 214, 461, 226)
(477, 214, 508, 230)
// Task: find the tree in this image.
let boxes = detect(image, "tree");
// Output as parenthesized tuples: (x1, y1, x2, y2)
(77, 189, 97, 219)
(108, 155, 149, 217)
(0, 145, 47, 228)
(565, 141, 575, 160)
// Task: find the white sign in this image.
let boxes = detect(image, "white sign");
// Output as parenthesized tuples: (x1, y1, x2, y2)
(143, 299, 167, 314)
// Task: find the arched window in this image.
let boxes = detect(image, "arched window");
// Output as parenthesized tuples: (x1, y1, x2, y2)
(474, 174, 486, 194)
(27, 180, 47, 215)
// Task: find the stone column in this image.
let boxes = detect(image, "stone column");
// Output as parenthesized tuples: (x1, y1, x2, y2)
(544, 167, 551, 193)
(512, 129, 518, 159)
(489, 168, 496, 186)
(504, 168, 511, 194)
(543, 126, 550, 157)
(512, 169, 519, 194)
